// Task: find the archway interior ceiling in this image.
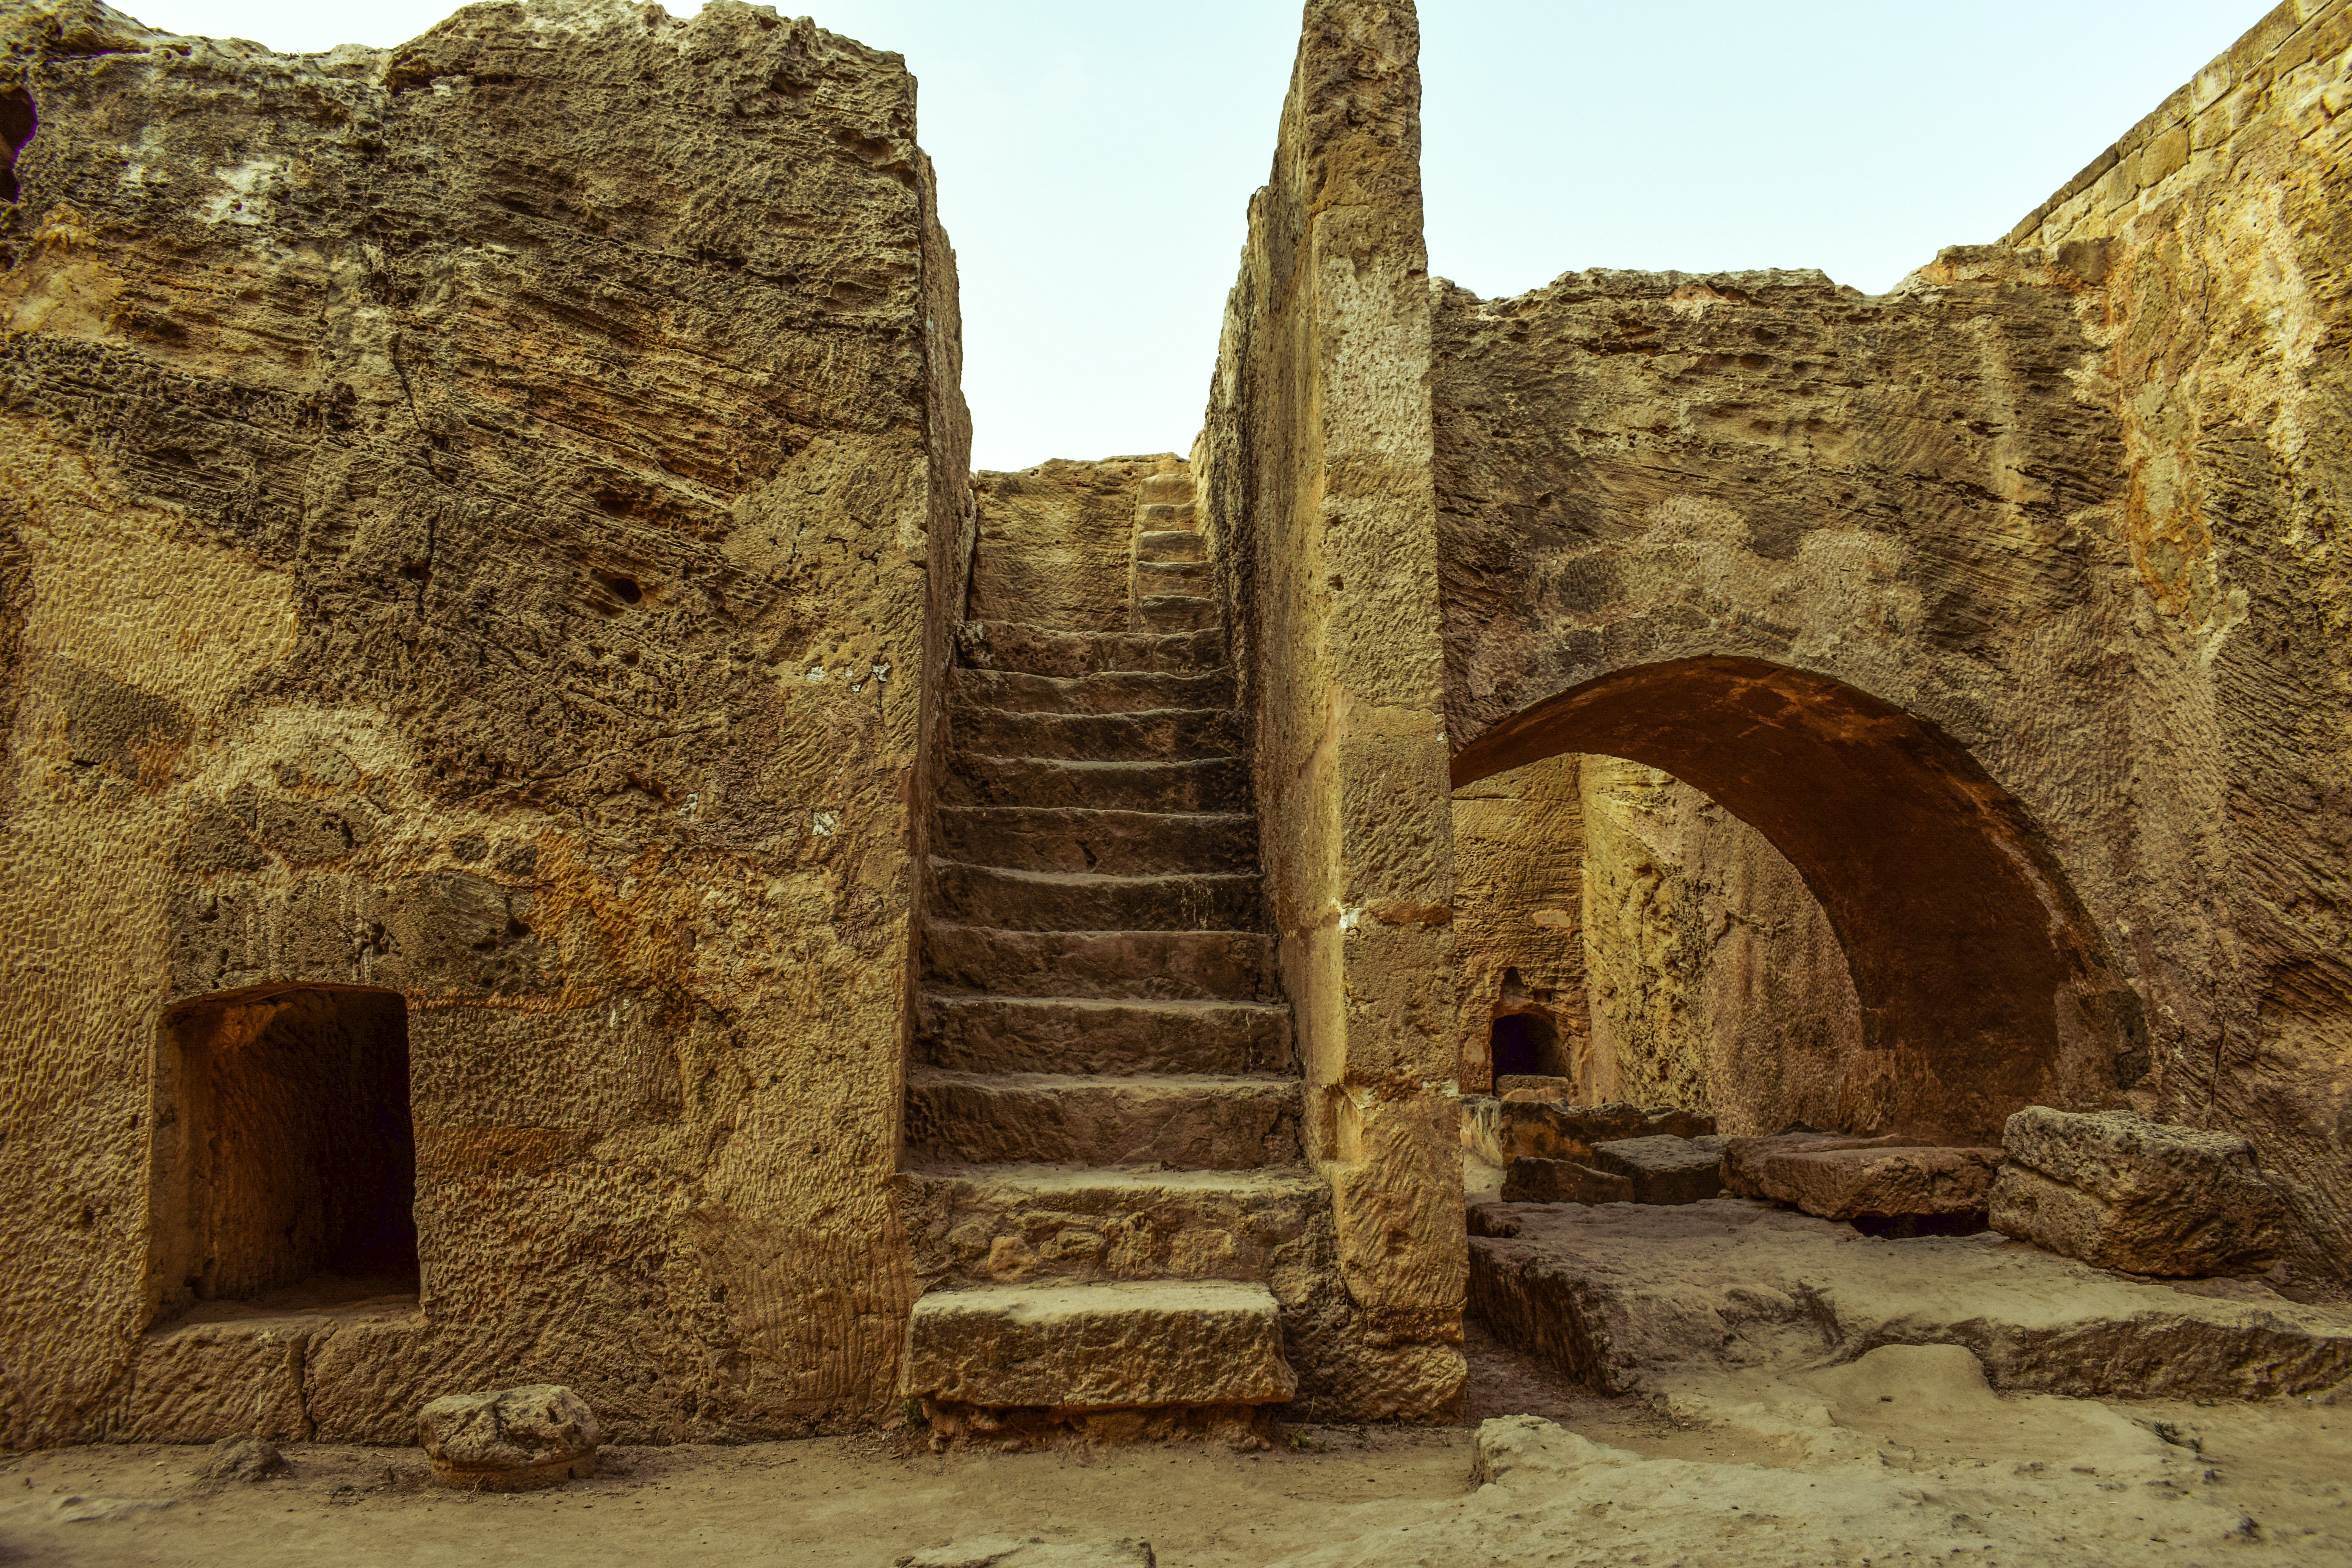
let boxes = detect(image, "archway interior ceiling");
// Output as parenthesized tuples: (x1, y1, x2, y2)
(1450, 657, 2133, 1141)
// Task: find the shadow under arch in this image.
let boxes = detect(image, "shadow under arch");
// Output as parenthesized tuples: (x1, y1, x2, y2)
(1451, 657, 2141, 1142)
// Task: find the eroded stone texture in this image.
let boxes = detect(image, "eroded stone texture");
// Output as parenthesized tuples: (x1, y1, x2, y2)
(902, 1281, 1294, 1412)
(1991, 1107, 2288, 1277)
(1190, 0, 1465, 1416)
(0, 0, 969, 1445)
(1500, 1134, 1725, 1207)
(1434, 1, 2352, 1281)
(1468, 1199, 2352, 1399)
(416, 1383, 600, 1492)
(1434, 255, 2141, 1151)
(1577, 757, 1871, 1134)
(969, 459, 1162, 633)
(1741, 1144, 2001, 1222)
(2000, 0, 2352, 1291)
(1448, 753, 1586, 1091)
(1497, 1100, 1714, 1163)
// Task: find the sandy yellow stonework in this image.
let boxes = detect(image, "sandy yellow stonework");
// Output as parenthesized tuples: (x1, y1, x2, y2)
(2, 0, 2347, 1463)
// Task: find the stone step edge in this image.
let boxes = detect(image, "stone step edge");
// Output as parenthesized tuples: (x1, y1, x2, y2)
(900, 1160, 1324, 1194)
(922, 920, 1270, 940)
(946, 700, 1240, 721)
(930, 857, 1261, 891)
(960, 620, 1218, 644)
(947, 753, 1245, 773)
(901, 1279, 1296, 1411)
(907, 1067, 1300, 1093)
(933, 806, 1256, 824)
(921, 993, 1290, 1018)
(948, 658, 1230, 680)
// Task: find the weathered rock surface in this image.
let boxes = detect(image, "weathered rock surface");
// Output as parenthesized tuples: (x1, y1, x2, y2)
(1723, 1131, 1909, 1196)
(902, 1281, 1295, 1412)
(1263, 1399, 2311, 1568)
(1449, 753, 1587, 1090)
(1500, 1158, 1630, 1205)
(0, 0, 968, 1446)
(1575, 756, 1869, 1131)
(969, 460, 1164, 633)
(1468, 1198, 2352, 1398)
(1992, 1107, 2288, 1277)
(1188, 0, 1467, 1419)
(1501, 1134, 1725, 1207)
(1497, 1100, 1714, 1162)
(1726, 1134, 2000, 1220)
(199, 1436, 285, 1484)
(416, 1384, 599, 1492)
(1435, 0, 2352, 1284)
(1586, 1134, 1727, 1203)
(901, 1541, 1156, 1568)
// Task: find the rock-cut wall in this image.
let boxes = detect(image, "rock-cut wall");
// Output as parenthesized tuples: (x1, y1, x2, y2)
(1430, 0, 2352, 1279)
(1193, 0, 1466, 1417)
(2004, 0, 2352, 1288)
(0, 0, 970, 1445)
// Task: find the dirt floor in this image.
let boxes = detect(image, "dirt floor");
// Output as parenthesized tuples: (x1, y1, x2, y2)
(4, 1326, 2347, 1567)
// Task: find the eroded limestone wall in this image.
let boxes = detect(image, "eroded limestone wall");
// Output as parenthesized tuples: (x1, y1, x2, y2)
(1431, 250, 2145, 1149)
(1577, 759, 1866, 1136)
(0, 0, 969, 1445)
(2002, 0, 2352, 1282)
(1448, 754, 1586, 1092)
(1193, 0, 1464, 1417)
(1428, 1, 2352, 1279)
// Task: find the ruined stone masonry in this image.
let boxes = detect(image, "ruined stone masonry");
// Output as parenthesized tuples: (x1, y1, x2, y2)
(1, 0, 2347, 1449)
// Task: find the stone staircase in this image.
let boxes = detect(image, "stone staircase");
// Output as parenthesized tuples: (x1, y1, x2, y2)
(902, 465, 1321, 1443)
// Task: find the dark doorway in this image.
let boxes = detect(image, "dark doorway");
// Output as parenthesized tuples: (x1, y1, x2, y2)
(149, 985, 418, 1322)
(1489, 1011, 1557, 1078)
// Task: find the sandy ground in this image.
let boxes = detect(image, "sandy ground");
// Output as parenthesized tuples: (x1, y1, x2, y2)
(5, 1327, 2347, 1568)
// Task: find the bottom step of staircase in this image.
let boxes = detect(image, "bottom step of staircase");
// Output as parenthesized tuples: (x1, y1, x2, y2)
(903, 1279, 1294, 1412)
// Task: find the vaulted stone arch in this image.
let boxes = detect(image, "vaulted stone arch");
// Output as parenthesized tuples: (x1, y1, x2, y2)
(1451, 657, 2140, 1143)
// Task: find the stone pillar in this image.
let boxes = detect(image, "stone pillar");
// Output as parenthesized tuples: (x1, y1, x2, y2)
(1196, 0, 1463, 1418)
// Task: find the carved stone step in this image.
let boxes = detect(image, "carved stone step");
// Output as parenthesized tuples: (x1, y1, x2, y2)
(923, 924, 1275, 1003)
(941, 755, 1249, 813)
(948, 666, 1232, 715)
(1136, 595, 1217, 633)
(959, 621, 1222, 677)
(927, 861, 1260, 933)
(902, 1279, 1294, 1412)
(1135, 558, 1211, 591)
(932, 807, 1257, 878)
(917, 995, 1293, 1076)
(903, 1165, 1329, 1292)
(947, 703, 1241, 763)
(1135, 529, 1205, 563)
(1138, 473, 1195, 506)
(906, 1071, 1302, 1170)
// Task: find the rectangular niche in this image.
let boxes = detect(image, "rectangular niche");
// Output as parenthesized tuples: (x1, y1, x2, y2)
(148, 984, 419, 1323)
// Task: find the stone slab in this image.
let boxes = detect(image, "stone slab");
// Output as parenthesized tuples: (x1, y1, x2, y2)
(1721, 1131, 1909, 1198)
(1992, 1106, 2288, 1277)
(1741, 1142, 2000, 1220)
(1500, 1157, 1631, 1205)
(1586, 1135, 1728, 1204)
(1468, 1198, 2352, 1399)
(903, 1280, 1296, 1411)
(1497, 1101, 1716, 1163)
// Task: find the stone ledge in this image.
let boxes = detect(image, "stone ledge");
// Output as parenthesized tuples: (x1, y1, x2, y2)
(902, 1279, 1296, 1411)
(1468, 1198, 2352, 1399)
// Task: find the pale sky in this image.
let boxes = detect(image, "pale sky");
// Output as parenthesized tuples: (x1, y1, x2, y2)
(117, 2, 2273, 470)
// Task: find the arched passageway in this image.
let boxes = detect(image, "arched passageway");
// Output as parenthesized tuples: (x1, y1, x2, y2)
(1450, 658, 2139, 1142)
